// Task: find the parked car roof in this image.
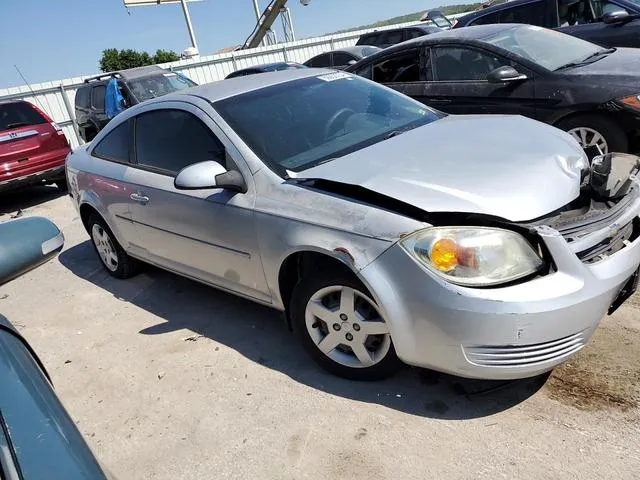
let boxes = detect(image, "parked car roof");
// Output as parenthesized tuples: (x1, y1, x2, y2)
(84, 65, 168, 83)
(185, 68, 331, 102)
(225, 62, 307, 79)
(333, 45, 382, 56)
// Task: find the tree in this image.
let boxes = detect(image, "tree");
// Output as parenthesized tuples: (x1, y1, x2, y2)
(153, 49, 180, 64)
(99, 48, 180, 72)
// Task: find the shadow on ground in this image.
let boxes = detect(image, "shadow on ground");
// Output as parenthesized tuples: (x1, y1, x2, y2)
(59, 240, 549, 420)
(0, 185, 65, 216)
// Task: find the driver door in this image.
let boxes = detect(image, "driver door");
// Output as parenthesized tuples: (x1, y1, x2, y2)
(125, 102, 270, 302)
(421, 45, 539, 118)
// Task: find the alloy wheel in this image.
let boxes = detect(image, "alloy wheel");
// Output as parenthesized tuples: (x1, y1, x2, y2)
(304, 285, 391, 368)
(91, 224, 119, 272)
(568, 127, 608, 155)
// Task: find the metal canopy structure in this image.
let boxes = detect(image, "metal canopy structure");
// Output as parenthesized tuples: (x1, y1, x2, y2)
(123, 0, 202, 54)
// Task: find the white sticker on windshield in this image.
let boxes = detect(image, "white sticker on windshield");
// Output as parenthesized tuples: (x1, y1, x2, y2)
(317, 72, 351, 82)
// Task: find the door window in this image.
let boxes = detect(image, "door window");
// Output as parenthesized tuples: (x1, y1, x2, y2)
(92, 121, 130, 163)
(381, 30, 404, 46)
(91, 85, 106, 111)
(433, 47, 506, 81)
(75, 87, 90, 109)
(134, 109, 225, 175)
(471, 1, 546, 26)
(405, 29, 426, 40)
(332, 52, 357, 67)
(372, 50, 423, 83)
(357, 32, 381, 46)
(308, 53, 332, 68)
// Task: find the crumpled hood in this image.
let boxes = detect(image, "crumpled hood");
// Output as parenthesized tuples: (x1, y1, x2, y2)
(299, 115, 585, 222)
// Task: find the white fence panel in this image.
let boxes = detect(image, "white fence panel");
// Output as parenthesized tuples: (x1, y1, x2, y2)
(0, 13, 469, 149)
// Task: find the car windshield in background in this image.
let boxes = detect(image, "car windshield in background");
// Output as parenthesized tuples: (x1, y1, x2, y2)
(128, 73, 196, 102)
(263, 63, 306, 72)
(484, 25, 603, 71)
(0, 102, 47, 131)
(362, 46, 382, 56)
(214, 73, 440, 174)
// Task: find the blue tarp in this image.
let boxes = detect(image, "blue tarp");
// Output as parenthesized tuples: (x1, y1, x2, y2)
(105, 78, 124, 119)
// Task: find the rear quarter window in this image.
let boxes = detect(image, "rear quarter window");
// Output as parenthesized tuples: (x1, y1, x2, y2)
(357, 33, 381, 46)
(0, 102, 46, 131)
(91, 85, 106, 111)
(92, 121, 130, 163)
(75, 87, 90, 109)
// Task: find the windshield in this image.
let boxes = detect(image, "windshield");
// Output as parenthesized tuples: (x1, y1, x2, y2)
(361, 46, 382, 56)
(127, 73, 196, 102)
(484, 25, 603, 71)
(214, 73, 441, 174)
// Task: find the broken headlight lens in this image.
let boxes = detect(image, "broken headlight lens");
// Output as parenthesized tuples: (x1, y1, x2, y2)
(400, 227, 544, 287)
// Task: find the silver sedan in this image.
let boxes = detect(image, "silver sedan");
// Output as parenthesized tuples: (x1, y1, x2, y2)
(66, 69, 640, 380)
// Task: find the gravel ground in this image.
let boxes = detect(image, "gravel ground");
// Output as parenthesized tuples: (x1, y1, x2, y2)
(1, 186, 639, 480)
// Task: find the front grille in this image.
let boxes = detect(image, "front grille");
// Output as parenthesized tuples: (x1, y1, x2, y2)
(575, 219, 637, 263)
(464, 331, 586, 367)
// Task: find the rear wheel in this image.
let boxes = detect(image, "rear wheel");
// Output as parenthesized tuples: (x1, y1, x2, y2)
(88, 213, 139, 279)
(556, 114, 628, 155)
(55, 179, 67, 191)
(290, 272, 401, 380)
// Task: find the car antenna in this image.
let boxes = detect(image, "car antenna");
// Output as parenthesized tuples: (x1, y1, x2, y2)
(14, 64, 46, 111)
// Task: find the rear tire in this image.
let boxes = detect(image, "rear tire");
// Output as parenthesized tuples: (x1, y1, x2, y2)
(88, 213, 139, 279)
(55, 179, 67, 191)
(556, 114, 628, 155)
(290, 272, 402, 380)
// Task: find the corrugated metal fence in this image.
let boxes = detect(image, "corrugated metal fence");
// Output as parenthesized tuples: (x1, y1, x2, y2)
(0, 14, 466, 148)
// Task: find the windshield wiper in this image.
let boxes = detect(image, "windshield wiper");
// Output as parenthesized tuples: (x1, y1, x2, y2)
(555, 48, 616, 71)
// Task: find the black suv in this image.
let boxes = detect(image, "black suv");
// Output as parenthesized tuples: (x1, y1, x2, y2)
(75, 65, 196, 142)
(356, 25, 442, 49)
(454, 0, 640, 48)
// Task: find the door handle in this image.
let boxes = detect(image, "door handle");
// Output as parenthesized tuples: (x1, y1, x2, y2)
(130, 193, 149, 204)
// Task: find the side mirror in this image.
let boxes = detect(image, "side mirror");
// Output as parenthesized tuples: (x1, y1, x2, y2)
(487, 65, 528, 83)
(174, 160, 247, 193)
(603, 10, 631, 24)
(0, 217, 64, 286)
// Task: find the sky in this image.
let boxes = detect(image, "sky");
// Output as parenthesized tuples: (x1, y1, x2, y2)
(0, 0, 464, 89)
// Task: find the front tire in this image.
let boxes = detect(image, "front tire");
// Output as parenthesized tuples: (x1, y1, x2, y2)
(88, 213, 139, 279)
(556, 114, 628, 155)
(290, 272, 401, 380)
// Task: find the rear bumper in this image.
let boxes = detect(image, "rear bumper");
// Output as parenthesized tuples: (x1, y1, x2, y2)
(0, 148, 67, 192)
(0, 165, 65, 192)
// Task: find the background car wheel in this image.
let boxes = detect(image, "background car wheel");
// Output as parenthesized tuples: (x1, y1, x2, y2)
(55, 179, 67, 191)
(556, 114, 628, 155)
(88, 214, 139, 279)
(290, 272, 401, 380)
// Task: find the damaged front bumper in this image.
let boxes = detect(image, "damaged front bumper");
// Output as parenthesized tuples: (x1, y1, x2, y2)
(359, 186, 640, 380)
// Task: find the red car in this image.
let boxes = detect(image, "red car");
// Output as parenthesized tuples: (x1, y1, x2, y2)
(0, 100, 70, 193)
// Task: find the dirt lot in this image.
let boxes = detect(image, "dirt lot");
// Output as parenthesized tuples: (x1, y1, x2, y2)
(1, 187, 639, 479)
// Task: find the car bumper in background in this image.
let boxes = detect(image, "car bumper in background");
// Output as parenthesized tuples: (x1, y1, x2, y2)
(361, 210, 640, 380)
(0, 148, 67, 192)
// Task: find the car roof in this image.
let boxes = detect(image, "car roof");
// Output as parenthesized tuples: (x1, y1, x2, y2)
(83, 65, 167, 84)
(334, 45, 380, 56)
(169, 68, 336, 103)
(235, 62, 298, 73)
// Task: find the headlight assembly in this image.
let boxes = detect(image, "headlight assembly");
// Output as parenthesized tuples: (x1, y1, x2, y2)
(400, 227, 544, 287)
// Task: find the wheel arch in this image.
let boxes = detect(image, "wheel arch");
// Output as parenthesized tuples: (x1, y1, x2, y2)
(77, 193, 126, 247)
(277, 248, 362, 329)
